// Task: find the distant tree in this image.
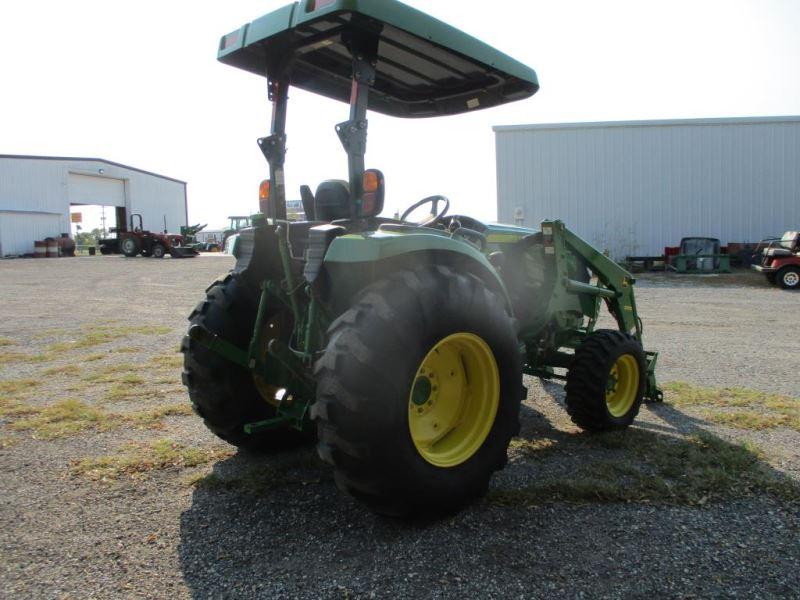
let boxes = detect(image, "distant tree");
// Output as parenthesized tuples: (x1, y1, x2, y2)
(74, 228, 104, 248)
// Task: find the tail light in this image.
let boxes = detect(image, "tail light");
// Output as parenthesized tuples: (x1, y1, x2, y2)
(259, 179, 271, 215)
(359, 169, 385, 218)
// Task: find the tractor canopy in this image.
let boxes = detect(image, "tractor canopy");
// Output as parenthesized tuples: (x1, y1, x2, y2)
(218, 0, 539, 118)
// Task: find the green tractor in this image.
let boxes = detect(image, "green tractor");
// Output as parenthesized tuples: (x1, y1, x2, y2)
(183, 0, 661, 516)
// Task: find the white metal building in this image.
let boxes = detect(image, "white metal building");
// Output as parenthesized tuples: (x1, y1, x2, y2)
(0, 155, 187, 256)
(494, 116, 800, 259)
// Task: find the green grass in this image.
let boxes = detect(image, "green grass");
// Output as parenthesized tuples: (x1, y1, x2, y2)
(128, 403, 194, 429)
(71, 439, 232, 481)
(47, 325, 173, 353)
(702, 411, 796, 431)
(508, 437, 558, 458)
(122, 325, 172, 336)
(42, 364, 82, 377)
(82, 363, 141, 383)
(148, 354, 184, 370)
(0, 378, 40, 397)
(0, 351, 51, 365)
(3, 383, 193, 439)
(664, 382, 799, 431)
(490, 429, 800, 507)
(0, 434, 19, 449)
(0, 397, 38, 418)
(11, 399, 122, 439)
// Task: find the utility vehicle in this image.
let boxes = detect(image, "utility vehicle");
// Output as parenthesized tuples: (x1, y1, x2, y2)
(182, 0, 661, 515)
(752, 231, 800, 289)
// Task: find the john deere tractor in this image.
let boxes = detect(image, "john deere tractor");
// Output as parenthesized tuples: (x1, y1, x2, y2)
(183, 0, 661, 516)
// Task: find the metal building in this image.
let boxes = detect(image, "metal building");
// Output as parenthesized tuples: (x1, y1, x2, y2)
(494, 116, 800, 259)
(0, 155, 187, 257)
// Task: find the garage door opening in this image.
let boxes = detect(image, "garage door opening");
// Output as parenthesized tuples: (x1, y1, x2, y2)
(69, 205, 127, 254)
(68, 172, 128, 254)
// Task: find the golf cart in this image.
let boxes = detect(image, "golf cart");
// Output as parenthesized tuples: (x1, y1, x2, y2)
(752, 231, 800, 289)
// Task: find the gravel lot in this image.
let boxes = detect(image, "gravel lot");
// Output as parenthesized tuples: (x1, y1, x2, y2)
(1, 256, 798, 599)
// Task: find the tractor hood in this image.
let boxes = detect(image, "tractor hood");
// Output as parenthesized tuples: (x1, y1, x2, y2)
(218, 0, 539, 118)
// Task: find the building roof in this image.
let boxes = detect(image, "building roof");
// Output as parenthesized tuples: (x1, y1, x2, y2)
(0, 154, 186, 185)
(493, 115, 800, 133)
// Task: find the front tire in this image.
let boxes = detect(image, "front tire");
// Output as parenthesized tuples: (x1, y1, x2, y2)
(565, 329, 646, 431)
(181, 273, 311, 451)
(312, 266, 523, 516)
(777, 266, 800, 290)
(151, 244, 166, 259)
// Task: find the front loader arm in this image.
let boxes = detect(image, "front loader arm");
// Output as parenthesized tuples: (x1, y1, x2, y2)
(542, 220, 662, 401)
(552, 221, 641, 339)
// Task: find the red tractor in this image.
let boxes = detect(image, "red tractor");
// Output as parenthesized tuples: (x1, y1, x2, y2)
(118, 214, 197, 259)
(752, 231, 800, 289)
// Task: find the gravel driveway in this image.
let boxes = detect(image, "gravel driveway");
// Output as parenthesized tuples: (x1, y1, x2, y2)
(0, 256, 797, 599)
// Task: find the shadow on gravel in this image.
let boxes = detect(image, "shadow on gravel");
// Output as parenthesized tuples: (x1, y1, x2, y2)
(178, 384, 800, 598)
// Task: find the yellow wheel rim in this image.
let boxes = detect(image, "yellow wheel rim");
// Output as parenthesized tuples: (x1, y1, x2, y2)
(605, 354, 640, 417)
(408, 333, 500, 468)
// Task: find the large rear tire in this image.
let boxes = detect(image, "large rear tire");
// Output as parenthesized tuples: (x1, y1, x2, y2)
(181, 273, 312, 451)
(312, 266, 523, 516)
(120, 236, 140, 257)
(565, 329, 646, 431)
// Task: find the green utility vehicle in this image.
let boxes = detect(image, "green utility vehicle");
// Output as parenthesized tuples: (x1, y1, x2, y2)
(183, 0, 661, 515)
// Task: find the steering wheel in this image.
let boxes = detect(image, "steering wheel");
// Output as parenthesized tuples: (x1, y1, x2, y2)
(400, 195, 450, 227)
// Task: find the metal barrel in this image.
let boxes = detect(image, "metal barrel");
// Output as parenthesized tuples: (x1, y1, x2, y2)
(45, 239, 59, 257)
(34, 241, 47, 258)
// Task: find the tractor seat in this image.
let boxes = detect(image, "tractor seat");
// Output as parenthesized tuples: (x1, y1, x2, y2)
(314, 180, 351, 222)
(766, 248, 793, 257)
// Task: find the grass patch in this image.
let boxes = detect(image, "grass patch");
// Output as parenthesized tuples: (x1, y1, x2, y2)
(42, 364, 82, 377)
(0, 397, 38, 418)
(72, 439, 232, 480)
(106, 382, 181, 402)
(46, 325, 173, 354)
(490, 429, 800, 508)
(0, 351, 51, 365)
(128, 403, 194, 428)
(665, 382, 799, 431)
(509, 437, 558, 458)
(82, 363, 142, 384)
(124, 325, 172, 336)
(0, 435, 19, 449)
(0, 337, 17, 347)
(0, 378, 40, 398)
(703, 410, 800, 431)
(83, 353, 107, 362)
(7, 399, 193, 440)
(148, 354, 183, 370)
(11, 399, 122, 439)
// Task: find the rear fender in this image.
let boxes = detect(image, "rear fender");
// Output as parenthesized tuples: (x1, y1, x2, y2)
(319, 232, 512, 317)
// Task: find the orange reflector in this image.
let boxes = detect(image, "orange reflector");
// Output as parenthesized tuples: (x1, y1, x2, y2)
(363, 170, 380, 193)
(259, 180, 270, 200)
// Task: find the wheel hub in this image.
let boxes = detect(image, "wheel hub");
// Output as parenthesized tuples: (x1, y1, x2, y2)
(408, 333, 499, 468)
(605, 354, 639, 417)
(785, 272, 799, 287)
